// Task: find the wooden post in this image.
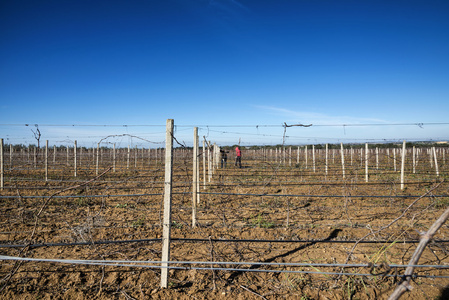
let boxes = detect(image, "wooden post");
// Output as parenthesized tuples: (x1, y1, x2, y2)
(443, 148, 446, 165)
(45, 140, 48, 181)
(66, 146, 69, 165)
(135, 145, 138, 169)
(0, 138, 3, 190)
(305, 146, 308, 169)
(127, 145, 130, 169)
(96, 143, 100, 176)
(412, 146, 416, 174)
(365, 143, 369, 183)
(79, 146, 82, 169)
(289, 146, 292, 166)
(161, 119, 174, 288)
(113, 144, 116, 172)
(393, 148, 397, 172)
(350, 147, 353, 166)
(206, 142, 210, 182)
(376, 147, 379, 170)
(325, 144, 328, 178)
(340, 143, 345, 179)
(297, 146, 300, 164)
(53, 145, 56, 164)
(9, 144, 13, 170)
(192, 127, 198, 228)
(429, 148, 433, 168)
(203, 140, 206, 190)
(74, 140, 77, 177)
(312, 145, 316, 172)
(432, 147, 439, 176)
(400, 140, 406, 190)
(283, 147, 286, 165)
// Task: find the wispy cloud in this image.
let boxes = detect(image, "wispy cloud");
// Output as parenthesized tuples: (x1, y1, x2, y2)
(255, 105, 389, 125)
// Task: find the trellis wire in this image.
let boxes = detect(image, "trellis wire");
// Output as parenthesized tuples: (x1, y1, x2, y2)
(1, 255, 448, 279)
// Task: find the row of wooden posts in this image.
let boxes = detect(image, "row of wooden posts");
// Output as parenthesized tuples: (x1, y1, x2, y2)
(1, 141, 445, 174)
(0, 137, 446, 190)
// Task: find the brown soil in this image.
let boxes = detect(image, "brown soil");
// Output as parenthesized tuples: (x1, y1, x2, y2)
(1, 150, 449, 299)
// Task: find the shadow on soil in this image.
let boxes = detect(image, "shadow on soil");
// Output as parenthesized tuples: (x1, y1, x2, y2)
(226, 229, 343, 282)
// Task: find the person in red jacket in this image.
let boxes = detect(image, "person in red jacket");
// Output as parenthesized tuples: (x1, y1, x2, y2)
(235, 146, 242, 168)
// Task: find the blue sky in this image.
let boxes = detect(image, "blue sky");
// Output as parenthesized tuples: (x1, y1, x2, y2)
(1, 0, 448, 147)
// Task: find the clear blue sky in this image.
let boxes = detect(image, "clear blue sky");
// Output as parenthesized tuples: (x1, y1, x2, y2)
(1, 0, 448, 147)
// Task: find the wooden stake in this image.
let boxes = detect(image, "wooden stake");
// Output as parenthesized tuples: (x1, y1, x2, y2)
(340, 143, 345, 179)
(365, 143, 368, 183)
(376, 147, 379, 170)
(432, 146, 439, 176)
(325, 144, 328, 177)
(401, 141, 406, 190)
(127, 145, 130, 169)
(74, 140, 77, 177)
(305, 146, 308, 169)
(113, 144, 116, 172)
(45, 140, 48, 181)
(312, 145, 316, 173)
(203, 140, 206, 190)
(393, 148, 397, 172)
(161, 119, 174, 288)
(412, 146, 416, 174)
(297, 146, 300, 164)
(96, 143, 100, 176)
(0, 138, 3, 190)
(192, 127, 198, 228)
(289, 146, 292, 166)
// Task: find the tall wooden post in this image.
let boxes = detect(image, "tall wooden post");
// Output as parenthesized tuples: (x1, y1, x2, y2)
(393, 148, 397, 171)
(297, 146, 300, 164)
(113, 144, 116, 172)
(9, 144, 13, 170)
(135, 145, 138, 169)
(74, 140, 77, 177)
(340, 143, 345, 179)
(433, 147, 439, 176)
(192, 127, 198, 227)
(45, 140, 48, 181)
(312, 145, 316, 173)
(95, 143, 99, 175)
(365, 143, 369, 183)
(202, 140, 206, 190)
(127, 145, 130, 169)
(376, 147, 379, 170)
(289, 146, 292, 166)
(161, 119, 174, 288)
(401, 141, 406, 190)
(0, 139, 3, 190)
(325, 144, 328, 177)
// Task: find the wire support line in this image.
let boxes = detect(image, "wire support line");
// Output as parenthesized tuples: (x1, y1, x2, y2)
(1, 191, 448, 200)
(0, 193, 164, 199)
(2, 192, 448, 200)
(197, 192, 449, 199)
(2, 122, 449, 128)
(2, 238, 448, 249)
(2, 255, 449, 269)
(1, 256, 448, 279)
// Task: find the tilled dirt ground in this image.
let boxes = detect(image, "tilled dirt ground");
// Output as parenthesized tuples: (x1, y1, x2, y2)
(1, 155, 449, 299)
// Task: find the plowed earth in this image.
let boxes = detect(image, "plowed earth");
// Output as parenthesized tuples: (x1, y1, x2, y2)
(1, 151, 449, 299)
